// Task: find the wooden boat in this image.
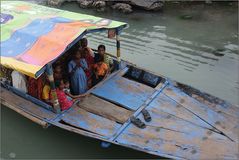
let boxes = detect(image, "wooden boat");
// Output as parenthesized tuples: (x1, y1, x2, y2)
(1, 1, 238, 159)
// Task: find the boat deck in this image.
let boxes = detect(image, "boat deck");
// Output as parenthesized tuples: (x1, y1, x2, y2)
(1, 67, 239, 159)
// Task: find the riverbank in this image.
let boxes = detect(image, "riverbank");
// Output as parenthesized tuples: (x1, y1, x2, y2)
(44, 0, 238, 14)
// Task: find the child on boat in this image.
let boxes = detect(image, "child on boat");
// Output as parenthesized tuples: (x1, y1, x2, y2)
(42, 76, 51, 104)
(53, 79, 73, 111)
(68, 51, 88, 95)
(81, 48, 94, 88)
(53, 62, 63, 86)
(63, 79, 71, 95)
(63, 79, 87, 100)
(94, 45, 113, 69)
(92, 55, 109, 86)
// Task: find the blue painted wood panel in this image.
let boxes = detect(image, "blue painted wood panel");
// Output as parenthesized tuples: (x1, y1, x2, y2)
(91, 75, 155, 110)
(149, 93, 213, 129)
(61, 106, 121, 138)
(163, 85, 239, 143)
(115, 93, 238, 159)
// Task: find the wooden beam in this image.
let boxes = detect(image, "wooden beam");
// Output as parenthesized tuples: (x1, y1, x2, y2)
(77, 94, 133, 124)
(46, 64, 61, 113)
(1, 99, 49, 128)
(116, 29, 121, 62)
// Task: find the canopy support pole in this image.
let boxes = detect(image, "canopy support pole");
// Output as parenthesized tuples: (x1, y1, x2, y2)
(46, 64, 61, 113)
(116, 29, 121, 69)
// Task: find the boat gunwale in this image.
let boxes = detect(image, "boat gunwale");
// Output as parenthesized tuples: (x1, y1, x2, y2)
(1, 63, 238, 159)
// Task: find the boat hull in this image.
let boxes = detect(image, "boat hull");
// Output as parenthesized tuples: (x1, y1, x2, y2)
(1, 65, 239, 160)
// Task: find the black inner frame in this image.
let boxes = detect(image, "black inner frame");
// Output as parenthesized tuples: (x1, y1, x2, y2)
(123, 66, 163, 88)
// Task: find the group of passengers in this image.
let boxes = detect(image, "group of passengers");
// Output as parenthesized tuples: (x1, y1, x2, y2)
(1, 38, 113, 111)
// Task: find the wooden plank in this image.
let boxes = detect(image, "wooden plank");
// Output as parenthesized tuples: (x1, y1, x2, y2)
(144, 102, 230, 142)
(91, 74, 155, 110)
(163, 85, 239, 142)
(149, 93, 213, 129)
(87, 67, 128, 93)
(109, 81, 169, 141)
(174, 82, 239, 118)
(61, 105, 121, 138)
(51, 120, 107, 141)
(116, 101, 238, 159)
(0, 88, 57, 121)
(190, 93, 239, 119)
(1, 100, 49, 128)
(116, 124, 238, 160)
(77, 94, 133, 123)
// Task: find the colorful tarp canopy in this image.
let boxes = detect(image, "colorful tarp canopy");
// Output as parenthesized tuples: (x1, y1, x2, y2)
(0, 1, 127, 78)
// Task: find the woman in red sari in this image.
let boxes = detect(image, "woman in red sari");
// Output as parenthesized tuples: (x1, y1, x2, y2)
(27, 74, 44, 100)
(81, 48, 94, 88)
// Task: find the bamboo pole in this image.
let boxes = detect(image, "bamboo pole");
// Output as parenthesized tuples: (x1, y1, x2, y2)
(46, 64, 61, 113)
(116, 29, 121, 68)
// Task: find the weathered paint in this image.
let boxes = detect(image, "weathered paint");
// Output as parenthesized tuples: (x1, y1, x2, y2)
(174, 82, 239, 118)
(149, 93, 213, 129)
(7, 84, 52, 111)
(1, 97, 49, 128)
(61, 105, 121, 138)
(115, 95, 238, 159)
(163, 85, 239, 143)
(91, 74, 155, 110)
(1, 87, 58, 121)
(115, 124, 238, 159)
(77, 94, 133, 123)
(109, 80, 168, 141)
(1, 67, 239, 159)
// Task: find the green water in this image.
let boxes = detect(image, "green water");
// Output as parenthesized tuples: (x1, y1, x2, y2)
(1, 2, 238, 159)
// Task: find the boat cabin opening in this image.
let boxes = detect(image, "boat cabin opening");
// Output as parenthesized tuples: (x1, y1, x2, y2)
(1, 34, 123, 113)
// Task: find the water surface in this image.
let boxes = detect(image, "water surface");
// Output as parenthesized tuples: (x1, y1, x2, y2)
(1, 2, 238, 159)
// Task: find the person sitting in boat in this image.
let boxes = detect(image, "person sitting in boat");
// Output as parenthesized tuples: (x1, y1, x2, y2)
(63, 79, 87, 100)
(92, 54, 109, 86)
(27, 74, 44, 100)
(94, 45, 114, 71)
(42, 76, 51, 104)
(79, 49, 91, 78)
(81, 48, 94, 88)
(11, 70, 27, 93)
(81, 46, 94, 70)
(68, 51, 88, 95)
(78, 38, 94, 58)
(53, 79, 73, 111)
(0, 65, 12, 84)
(53, 62, 63, 86)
